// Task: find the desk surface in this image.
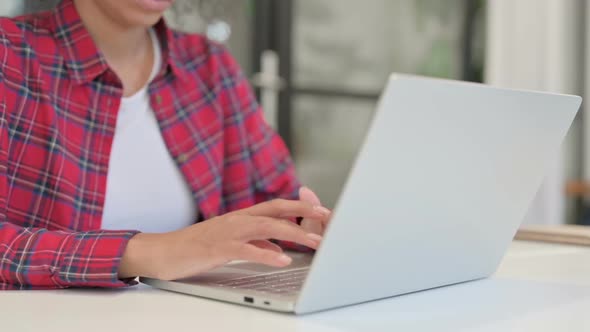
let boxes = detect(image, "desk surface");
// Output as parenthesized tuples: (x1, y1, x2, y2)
(2, 241, 590, 332)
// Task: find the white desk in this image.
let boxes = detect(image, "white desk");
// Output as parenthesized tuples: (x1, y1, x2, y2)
(2, 241, 590, 332)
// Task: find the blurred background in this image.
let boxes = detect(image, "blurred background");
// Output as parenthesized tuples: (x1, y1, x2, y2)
(1, 0, 588, 226)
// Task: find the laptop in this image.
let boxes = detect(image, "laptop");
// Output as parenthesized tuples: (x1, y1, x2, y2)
(141, 74, 582, 314)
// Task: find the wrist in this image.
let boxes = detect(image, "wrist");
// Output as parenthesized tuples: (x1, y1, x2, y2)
(119, 233, 162, 279)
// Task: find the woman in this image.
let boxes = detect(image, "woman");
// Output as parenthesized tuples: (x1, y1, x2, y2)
(0, 0, 330, 289)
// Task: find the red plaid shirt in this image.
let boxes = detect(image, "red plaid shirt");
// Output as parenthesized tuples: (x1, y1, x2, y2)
(0, 0, 299, 290)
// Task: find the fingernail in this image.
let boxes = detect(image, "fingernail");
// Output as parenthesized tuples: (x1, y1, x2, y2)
(314, 206, 331, 216)
(307, 233, 323, 243)
(277, 254, 292, 264)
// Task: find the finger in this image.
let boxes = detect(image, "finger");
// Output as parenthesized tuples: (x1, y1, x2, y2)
(249, 240, 283, 254)
(299, 186, 321, 205)
(235, 243, 293, 267)
(241, 199, 331, 221)
(300, 187, 330, 233)
(301, 217, 324, 235)
(238, 216, 321, 249)
(301, 214, 332, 234)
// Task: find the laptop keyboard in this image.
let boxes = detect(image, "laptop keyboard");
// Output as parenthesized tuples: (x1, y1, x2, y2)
(212, 267, 309, 296)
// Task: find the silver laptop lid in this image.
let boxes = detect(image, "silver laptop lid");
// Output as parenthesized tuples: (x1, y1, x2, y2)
(295, 74, 581, 314)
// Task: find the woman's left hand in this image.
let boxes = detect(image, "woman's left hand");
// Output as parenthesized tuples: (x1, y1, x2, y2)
(299, 186, 331, 236)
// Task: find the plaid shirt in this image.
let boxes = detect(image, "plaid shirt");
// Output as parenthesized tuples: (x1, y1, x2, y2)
(0, 0, 299, 290)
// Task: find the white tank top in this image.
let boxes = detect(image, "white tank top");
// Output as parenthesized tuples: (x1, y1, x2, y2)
(101, 29, 198, 232)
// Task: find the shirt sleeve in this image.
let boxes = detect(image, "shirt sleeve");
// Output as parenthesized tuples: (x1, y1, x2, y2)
(0, 24, 138, 290)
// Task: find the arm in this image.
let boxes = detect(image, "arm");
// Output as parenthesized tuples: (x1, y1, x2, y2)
(0, 114, 138, 289)
(216, 45, 300, 204)
(215, 46, 324, 251)
(0, 25, 137, 290)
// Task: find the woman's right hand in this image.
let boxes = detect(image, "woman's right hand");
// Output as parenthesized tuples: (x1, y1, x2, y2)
(118, 199, 331, 280)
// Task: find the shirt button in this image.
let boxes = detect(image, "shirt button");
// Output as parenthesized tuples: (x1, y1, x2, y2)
(177, 153, 188, 163)
(155, 94, 163, 105)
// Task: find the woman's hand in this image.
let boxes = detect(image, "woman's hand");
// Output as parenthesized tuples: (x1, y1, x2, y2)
(118, 198, 331, 280)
